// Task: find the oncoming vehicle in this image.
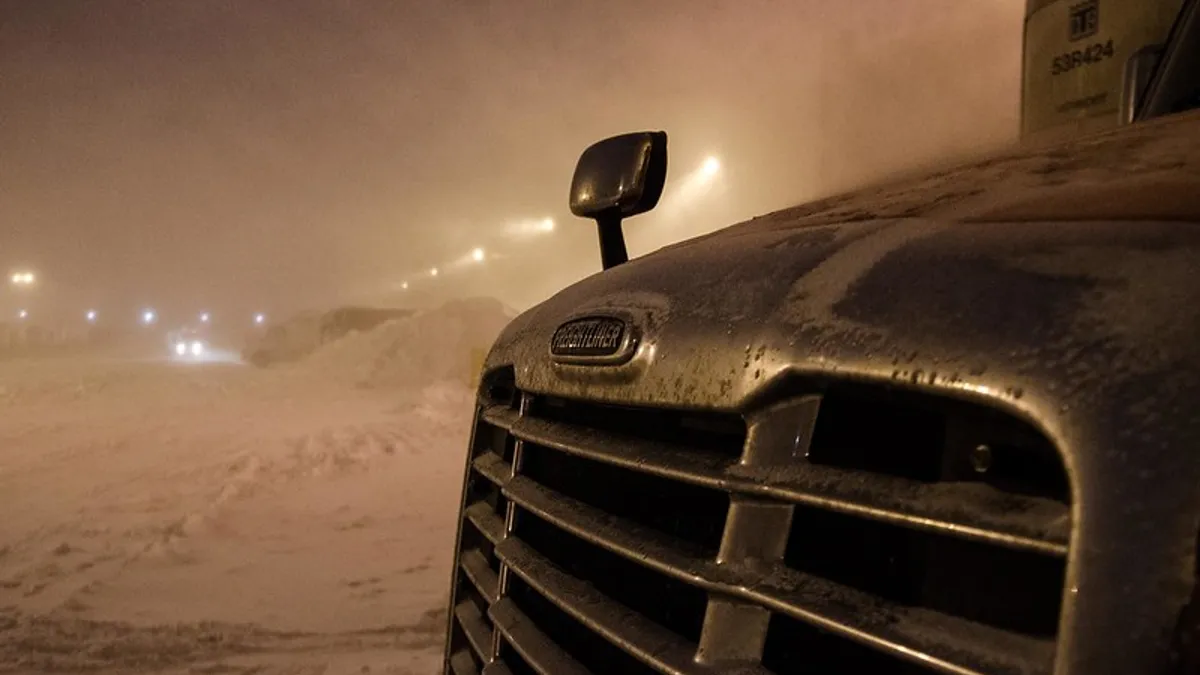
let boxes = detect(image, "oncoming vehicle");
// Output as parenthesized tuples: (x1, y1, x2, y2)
(167, 327, 208, 359)
(443, 2, 1200, 674)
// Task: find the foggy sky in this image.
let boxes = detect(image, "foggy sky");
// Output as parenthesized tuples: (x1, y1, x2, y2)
(1, 1, 1025, 323)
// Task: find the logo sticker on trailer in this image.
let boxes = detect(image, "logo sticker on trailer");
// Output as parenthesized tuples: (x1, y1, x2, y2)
(1068, 0, 1099, 41)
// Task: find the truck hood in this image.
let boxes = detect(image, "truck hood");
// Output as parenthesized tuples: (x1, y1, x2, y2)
(480, 112, 1200, 674)
(487, 111, 1200, 415)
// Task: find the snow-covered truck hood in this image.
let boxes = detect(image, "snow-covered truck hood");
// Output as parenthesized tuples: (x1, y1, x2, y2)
(478, 110, 1200, 674)
(486, 110, 1200, 413)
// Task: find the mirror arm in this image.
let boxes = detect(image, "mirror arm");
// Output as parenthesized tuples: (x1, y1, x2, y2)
(596, 213, 629, 270)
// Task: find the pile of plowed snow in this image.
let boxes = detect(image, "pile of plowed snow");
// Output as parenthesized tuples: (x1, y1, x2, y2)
(242, 310, 326, 366)
(297, 297, 516, 389)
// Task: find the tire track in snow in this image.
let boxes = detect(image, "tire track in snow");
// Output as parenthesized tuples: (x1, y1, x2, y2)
(0, 605, 446, 674)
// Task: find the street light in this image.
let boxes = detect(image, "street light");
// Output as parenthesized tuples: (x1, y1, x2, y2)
(142, 309, 157, 325)
(10, 271, 35, 286)
(400, 281, 409, 290)
(17, 309, 27, 320)
(199, 312, 210, 323)
(254, 313, 266, 325)
(702, 156, 721, 177)
(471, 247, 485, 262)
(430, 267, 439, 277)
(86, 310, 97, 323)
(505, 217, 557, 238)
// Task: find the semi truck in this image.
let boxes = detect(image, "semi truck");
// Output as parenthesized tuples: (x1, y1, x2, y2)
(1022, 0, 1193, 138)
(443, 2, 1200, 673)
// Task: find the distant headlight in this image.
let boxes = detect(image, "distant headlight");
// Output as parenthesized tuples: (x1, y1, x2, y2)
(190, 341, 204, 356)
(175, 342, 187, 356)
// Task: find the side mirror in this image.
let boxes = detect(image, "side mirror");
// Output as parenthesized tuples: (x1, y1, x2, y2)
(1121, 45, 1165, 124)
(569, 131, 668, 270)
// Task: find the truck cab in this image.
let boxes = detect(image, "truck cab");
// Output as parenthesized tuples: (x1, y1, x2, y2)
(443, 3, 1200, 673)
(1022, 0, 1196, 139)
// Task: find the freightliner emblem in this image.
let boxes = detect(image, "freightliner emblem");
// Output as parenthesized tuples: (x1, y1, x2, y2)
(549, 315, 637, 364)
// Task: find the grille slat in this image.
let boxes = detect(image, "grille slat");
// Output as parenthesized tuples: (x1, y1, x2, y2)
(757, 569, 1055, 675)
(465, 501, 506, 545)
(485, 404, 735, 484)
(450, 649, 480, 675)
(462, 548, 500, 604)
(501, 469, 1053, 675)
(731, 463, 1068, 557)
(505, 472, 714, 571)
(477, 404, 517, 429)
(474, 452, 511, 487)
(498, 536, 756, 675)
(490, 598, 592, 675)
(456, 600, 495, 664)
(482, 405, 1067, 556)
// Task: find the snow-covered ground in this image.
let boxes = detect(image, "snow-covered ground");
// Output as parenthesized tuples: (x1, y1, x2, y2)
(0, 300, 510, 674)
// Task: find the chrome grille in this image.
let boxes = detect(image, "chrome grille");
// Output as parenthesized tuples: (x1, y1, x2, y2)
(445, 381, 1071, 675)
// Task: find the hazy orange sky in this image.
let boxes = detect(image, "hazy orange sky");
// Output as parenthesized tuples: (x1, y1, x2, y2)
(1, 1, 1024, 322)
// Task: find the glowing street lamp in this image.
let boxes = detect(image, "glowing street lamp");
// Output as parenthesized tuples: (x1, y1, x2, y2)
(505, 217, 557, 238)
(701, 156, 721, 177)
(17, 309, 27, 320)
(400, 281, 409, 290)
(10, 271, 35, 286)
(86, 310, 97, 323)
(471, 247, 485, 263)
(142, 309, 157, 325)
(199, 312, 211, 323)
(254, 313, 266, 325)
(430, 267, 439, 277)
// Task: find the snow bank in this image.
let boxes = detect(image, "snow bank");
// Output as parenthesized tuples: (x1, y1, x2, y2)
(299, 297, 515, 390)
(242, 310, 326, 366)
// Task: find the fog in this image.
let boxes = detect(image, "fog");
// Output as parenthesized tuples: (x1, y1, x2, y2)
(1, 0, 1024, 322)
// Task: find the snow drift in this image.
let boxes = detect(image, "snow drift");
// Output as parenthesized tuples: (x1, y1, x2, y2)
(297, 297, 515, 390)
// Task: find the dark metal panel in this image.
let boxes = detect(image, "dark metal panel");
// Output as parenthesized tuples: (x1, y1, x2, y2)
(449, 649, 480, 675)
